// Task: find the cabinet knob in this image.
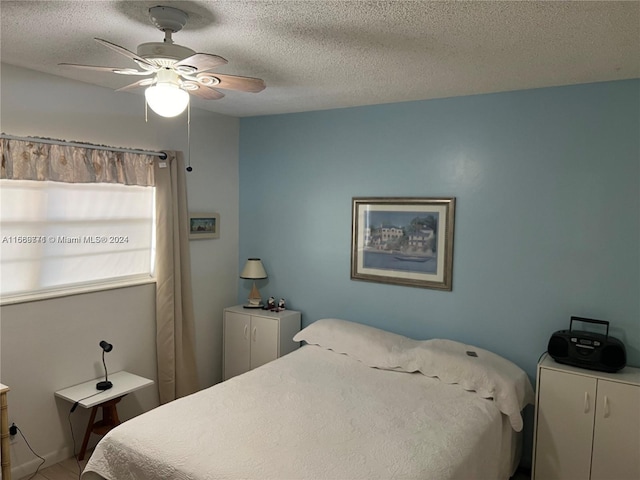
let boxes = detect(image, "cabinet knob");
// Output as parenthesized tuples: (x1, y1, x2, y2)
(603, 395, 610, 418)
(243, 325, 249, 340)
(252, 327, 257, 342)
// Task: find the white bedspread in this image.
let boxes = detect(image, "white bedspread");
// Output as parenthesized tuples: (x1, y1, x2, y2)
(83, 346, 517, 480)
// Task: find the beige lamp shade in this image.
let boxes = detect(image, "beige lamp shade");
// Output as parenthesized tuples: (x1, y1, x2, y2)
(240, 258, 267, 279)
(240, 258, 267, 306)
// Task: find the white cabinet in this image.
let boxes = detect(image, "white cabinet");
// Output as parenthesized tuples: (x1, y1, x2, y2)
(223, 305, 300, 380)
(533, 354, 640, 480)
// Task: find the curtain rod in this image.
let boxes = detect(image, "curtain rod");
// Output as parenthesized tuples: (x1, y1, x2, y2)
(0, 133, 168, 160)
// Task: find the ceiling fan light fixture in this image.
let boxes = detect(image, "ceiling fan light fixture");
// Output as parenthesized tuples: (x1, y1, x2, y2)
(144, 69, 188, 117)
(145, 82, 189, 117)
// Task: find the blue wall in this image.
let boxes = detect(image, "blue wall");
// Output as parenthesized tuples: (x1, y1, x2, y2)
(239, 80, 639, 379)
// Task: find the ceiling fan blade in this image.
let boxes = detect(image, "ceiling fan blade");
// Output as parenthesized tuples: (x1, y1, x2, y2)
(59, 63, 152, 75)
(187, 84, 225, 100)
(94, 38, 155, 68)
(174, 53, 228, 73)
(116, 78, 154, 92)
(198, 73, 265, 93)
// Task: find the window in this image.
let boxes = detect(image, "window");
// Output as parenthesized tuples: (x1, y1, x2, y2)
(0, 179, 156, 301)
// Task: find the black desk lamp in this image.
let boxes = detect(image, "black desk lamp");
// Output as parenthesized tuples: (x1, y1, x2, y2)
(96, 340, 113, 391)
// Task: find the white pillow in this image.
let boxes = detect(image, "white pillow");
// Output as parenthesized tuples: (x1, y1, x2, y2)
(293, 318, 418, 369)
(294, 319, 534, 431)
(403, 339, 535, 431)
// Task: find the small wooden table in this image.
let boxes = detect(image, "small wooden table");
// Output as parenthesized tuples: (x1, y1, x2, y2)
(55, 371, 153, 461)
(1, 383, 10, 480)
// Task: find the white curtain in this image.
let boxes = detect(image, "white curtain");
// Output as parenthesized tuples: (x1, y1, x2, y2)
(154, 151, 199, 403)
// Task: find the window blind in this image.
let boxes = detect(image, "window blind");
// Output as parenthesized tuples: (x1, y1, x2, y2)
(0, 179, 155, 299)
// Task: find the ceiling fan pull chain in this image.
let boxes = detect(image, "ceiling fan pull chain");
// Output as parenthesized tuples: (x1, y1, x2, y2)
(186, 102, 192, 172)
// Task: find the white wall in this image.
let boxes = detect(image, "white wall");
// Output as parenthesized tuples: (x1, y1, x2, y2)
(1, 285, 157, 477)
(0, 63, 240, 477)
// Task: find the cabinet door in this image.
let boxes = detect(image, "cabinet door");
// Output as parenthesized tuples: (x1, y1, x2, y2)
(250, 315, 279, 370)
(591, 381, 640, 480)
(535, 368, 597, 480)
(224, 312, 251, 380)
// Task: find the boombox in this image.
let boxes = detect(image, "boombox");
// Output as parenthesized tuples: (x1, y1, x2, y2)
(548, 316, 626, 373)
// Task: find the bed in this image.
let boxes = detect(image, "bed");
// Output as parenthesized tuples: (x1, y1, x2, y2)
(83, 319, 534, 480)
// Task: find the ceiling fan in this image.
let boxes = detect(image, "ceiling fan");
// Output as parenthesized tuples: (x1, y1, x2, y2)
(60, 5, 265, 117)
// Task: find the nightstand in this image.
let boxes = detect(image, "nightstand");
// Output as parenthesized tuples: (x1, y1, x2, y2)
(223, 305, 301, 380)
(55, 371, 153, 461)
(532, 354, 640, 479)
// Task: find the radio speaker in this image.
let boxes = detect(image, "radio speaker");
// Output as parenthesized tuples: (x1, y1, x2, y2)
(548, 335, 569, 358)
(602, 345, 626, 370)
(547, 316, 626, 373)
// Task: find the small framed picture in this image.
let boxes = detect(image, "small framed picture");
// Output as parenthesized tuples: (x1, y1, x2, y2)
(188, 213, 220, 240)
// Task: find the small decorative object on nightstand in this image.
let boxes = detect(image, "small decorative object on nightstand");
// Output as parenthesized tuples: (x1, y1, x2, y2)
(240, 258, 268, 308)
(263, 297, 276, 310)
(223, 305, 300, 380)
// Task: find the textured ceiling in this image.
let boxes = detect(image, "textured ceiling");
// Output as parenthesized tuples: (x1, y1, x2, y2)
(1, 1, 638, 117)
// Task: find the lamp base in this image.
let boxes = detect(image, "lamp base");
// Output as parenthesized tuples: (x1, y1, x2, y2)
(96, 380, 113, 391)
(243, 304, 263, 309)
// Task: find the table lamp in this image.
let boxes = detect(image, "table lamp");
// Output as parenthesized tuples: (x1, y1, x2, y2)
(240, 258, 267, 308)
(96, 340, 113, 390)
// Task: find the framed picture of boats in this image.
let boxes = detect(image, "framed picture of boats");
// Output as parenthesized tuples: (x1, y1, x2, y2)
(351, 197, 455, 291)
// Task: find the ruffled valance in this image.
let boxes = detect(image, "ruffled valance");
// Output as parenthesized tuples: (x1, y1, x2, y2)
(1, 138, 155, 186)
